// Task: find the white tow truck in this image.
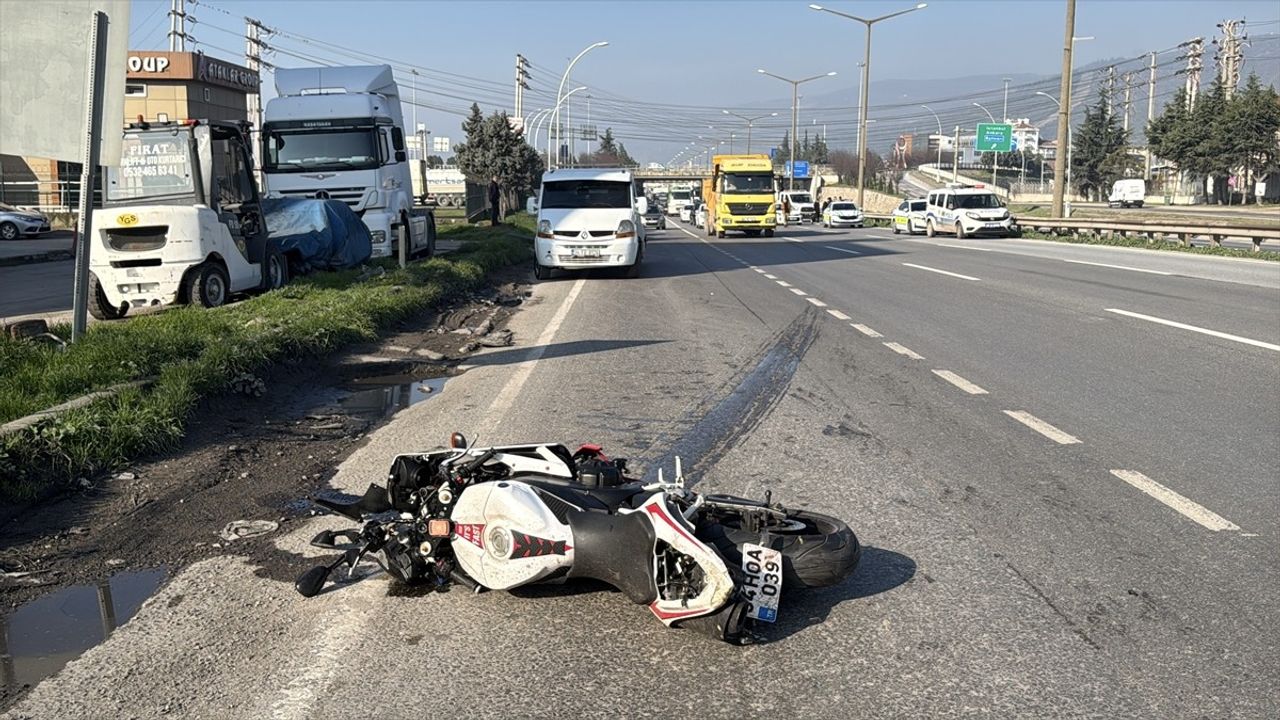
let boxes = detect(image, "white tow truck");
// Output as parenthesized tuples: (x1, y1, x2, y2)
(89, 119, 289, 318)
(261, 65, 435, 259)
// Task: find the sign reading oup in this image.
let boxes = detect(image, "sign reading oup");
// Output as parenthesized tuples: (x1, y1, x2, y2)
(974, 123, 1013, 152)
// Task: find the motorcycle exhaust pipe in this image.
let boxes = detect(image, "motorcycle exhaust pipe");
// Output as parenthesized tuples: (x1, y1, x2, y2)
(673, 601, 750, 644)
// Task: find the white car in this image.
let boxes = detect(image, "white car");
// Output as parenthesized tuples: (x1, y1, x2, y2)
(924, 185, 1017, 238)
(679, 203, 694, 223)
(822, 201, 864, 228)
(891, 199, 927, 235)
(533, 168, 646, 280)
(694, 202, 708, 229)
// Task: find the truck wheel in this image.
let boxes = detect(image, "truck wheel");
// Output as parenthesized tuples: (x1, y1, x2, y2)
(187, 261, 230, 308)
(764, 228, 775, 238)
(88, 272, 127, 320)
(0, 222, 18, 241)
(424, 216, 437, 257)
(260, 242, 288, 291)
(534, 263, 551, 281)
(716, 229, 725, 238)
(623, 245, 642, 278)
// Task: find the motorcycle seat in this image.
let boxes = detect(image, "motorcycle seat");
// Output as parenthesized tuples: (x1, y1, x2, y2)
(513, 476, 649, 513)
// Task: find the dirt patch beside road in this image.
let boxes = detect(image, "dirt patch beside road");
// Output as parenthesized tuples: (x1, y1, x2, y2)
(0, 265, 532, 708)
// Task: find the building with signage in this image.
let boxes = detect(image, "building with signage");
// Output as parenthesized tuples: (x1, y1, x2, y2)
(1, 50, 259, 211)
(123, 50, 260, 124)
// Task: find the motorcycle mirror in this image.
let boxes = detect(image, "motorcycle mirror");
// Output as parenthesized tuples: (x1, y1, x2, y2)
(295, 565, 331, 598)
(450, 432, 467, 449)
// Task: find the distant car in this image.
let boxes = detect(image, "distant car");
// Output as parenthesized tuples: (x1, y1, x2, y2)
(0, 202, 51, 240)
(641, 202, 667, 230)
(694, 202, 708, 229)
(891, 199, 927, 235)
(679, 203, 694, 223)
(822, 201, 864, 229)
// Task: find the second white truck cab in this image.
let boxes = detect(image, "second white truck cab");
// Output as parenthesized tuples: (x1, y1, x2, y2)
(532, 168, 646, 279)
(261, 64, 434, 259)
(666, 186, 692, 216)
(777, 189, 816, 224)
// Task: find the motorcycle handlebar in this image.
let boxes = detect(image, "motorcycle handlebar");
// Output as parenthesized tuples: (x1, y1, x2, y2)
(460, 447, 498, 476)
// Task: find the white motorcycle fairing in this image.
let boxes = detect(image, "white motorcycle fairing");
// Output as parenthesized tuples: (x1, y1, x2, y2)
(450, 480, 575, 589)
(627, 493, 736, 625)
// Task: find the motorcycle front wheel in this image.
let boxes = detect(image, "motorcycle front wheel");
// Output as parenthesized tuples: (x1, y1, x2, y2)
(701, 506, 861, 590)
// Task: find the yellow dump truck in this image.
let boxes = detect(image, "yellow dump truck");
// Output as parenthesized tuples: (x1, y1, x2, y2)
(704, 154, 777, 238)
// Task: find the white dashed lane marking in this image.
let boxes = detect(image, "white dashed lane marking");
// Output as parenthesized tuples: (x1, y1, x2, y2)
(1110, 470, 1242, 532)
(776, 280, 793, 287)
(826, 309, 851, 321)
(1002, 410, 1081, 445)
(789, 288, 808, 296)
(852, 324, 883, 338)
(825, 245, 864, 255)
(1105, 308, 1280, 352)
(883, 342, 925, 360)
(932, 369, 988, 395)
(807, 298, 828, 307)
(902, 262, 981, 282)
(1063, 259, 1172, 276)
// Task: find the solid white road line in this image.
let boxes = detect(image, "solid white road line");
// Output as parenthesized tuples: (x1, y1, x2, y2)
(1064, 259, 1173, 276)
(789, 288, 808, 296)
(776, 280, 793, 287)
(1110, 470, 1241, 532)
(826, 309, 852, 321)
(1105, 308, 1280, 352)
(807, 298, 828, 307)
(902, 262, 981, 281)
(477, 278, 587, 435)
(937, 243, 994, 252)
(1002, 410, 1081, 445)
(825, 245, 864, 255)
(932, 369, 989, 395)
(852, 323, 883, 338)
(785, 237, 803, 243)
(883, 342, 925, 360)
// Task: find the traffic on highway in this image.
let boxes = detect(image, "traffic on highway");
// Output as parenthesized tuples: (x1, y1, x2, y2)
(1, 1, 1278, 719)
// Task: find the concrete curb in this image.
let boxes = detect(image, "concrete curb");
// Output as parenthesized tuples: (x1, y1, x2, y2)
(0, 250, 73, 267)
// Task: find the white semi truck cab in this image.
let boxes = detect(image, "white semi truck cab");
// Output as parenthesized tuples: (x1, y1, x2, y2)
(262, 65, 434, 259)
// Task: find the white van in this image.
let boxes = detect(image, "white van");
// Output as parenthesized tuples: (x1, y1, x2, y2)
(924, 184, 1017, 238)
(532, 168, 646, 279)
(1108, 178, 1146, 208)
(667, 186, 692, 216)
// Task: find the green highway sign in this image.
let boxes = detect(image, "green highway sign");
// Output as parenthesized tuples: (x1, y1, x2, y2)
(974, 123, 1013, 152)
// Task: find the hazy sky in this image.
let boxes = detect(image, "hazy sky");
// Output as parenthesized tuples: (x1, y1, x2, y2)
(128, 0, 1280, 162)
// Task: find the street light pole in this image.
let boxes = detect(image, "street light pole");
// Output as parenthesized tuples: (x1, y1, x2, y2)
(1001, 77, 1011, 121)
(1036, 91, 1075, 215)
(921, 104, 942, 175)
(810, 2, 928, 206)
(758, 69, 836, 192)
(552, 41, 607, 170)
(722, 110, 777, 154)
(546, 86, 587, 170)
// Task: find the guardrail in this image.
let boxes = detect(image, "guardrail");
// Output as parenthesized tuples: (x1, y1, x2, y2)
(856, 213, 1277, 252)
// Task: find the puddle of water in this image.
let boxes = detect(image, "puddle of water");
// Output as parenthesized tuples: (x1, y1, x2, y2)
(338, 374, 449, 417)
(1, 567, 166, 693)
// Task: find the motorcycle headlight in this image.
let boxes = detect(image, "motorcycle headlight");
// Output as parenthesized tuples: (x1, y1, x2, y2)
(537, 219, 553, 238)
(616, 219, 635, 238)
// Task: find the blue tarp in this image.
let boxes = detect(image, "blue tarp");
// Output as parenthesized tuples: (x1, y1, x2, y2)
(261, 197, 372, 270)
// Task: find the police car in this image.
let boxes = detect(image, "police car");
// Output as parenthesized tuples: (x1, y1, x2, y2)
(924, 184, 1018, 239)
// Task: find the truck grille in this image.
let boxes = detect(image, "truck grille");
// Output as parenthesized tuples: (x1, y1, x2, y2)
(553, 230, 614, 238)
(728, 202, 769, 215)
(105, 226, 167, 252)
(277, 186, 367, 209)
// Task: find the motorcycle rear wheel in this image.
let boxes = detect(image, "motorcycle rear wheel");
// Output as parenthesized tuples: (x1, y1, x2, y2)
(702, 507, 861, 590)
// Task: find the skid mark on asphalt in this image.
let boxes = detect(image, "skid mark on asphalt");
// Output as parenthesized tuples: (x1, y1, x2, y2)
(640, 309, 820, 483)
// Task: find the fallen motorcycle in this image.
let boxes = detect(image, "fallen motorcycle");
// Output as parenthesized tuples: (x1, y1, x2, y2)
(296, 434, 861, 643)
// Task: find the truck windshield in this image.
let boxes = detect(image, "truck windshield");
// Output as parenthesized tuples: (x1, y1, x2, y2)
(671, 190, 691, 201)
(723, 173, 773, 194)
(263, 126, 380, 172)
(542, 180, 631, 209)
(106, 131, 196, 202)
(955, 194, 1003, 209)
(786, 193, 813, 204)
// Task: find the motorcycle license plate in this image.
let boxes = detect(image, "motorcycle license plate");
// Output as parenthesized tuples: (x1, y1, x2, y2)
(740, 543, 782, 622)
(571, 247, 601, 258)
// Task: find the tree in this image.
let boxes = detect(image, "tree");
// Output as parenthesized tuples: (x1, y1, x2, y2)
(576, 128, 637, 167)
(453, 103, 543, 216)
(1071, 93, 1138, 200)
(1225, 74, 1280, 203)
(829, 149, 857, 184)
(426, 155, 445, 169)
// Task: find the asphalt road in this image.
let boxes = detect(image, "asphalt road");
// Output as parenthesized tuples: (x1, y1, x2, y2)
(0, 260, 73, 321)
(6, 221, 1278, 718)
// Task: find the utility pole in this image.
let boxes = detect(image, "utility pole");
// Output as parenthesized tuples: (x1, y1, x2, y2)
(1214, 20, 1246, 99)
(1121, 71, 1134, 132)
(1103, 65, 1117, 115)
(168, 0, 187, 51)
(1145, 52, 1157, 180)
(1002, 77, 1012, 121)
(245, 18, 267, 177)
(952, 125, 960, 183)
(1177, 37, 1204, 111)
(1050, 0, 1075, 218)
(514, 54, 529, 118)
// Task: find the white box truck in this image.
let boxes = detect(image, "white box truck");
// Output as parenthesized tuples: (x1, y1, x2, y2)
(1108, 178, 1146, 208)
(262, 65, 435, 259)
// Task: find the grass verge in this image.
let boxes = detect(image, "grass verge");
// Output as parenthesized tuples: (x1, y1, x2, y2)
(0, 216, 532, 501)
